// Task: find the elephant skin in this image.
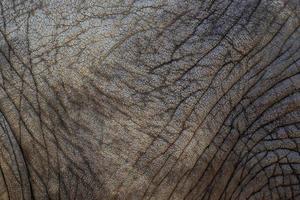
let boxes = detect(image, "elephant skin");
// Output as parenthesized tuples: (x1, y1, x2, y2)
(0, 0, 299, 199)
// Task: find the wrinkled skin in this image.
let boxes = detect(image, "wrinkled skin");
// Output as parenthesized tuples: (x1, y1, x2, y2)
(0, 0, 299, 199)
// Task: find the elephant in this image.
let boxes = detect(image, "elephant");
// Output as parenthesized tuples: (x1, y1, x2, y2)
(0, 0, 299, 199)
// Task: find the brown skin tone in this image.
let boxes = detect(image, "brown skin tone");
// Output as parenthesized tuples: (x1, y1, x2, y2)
(0, 0, 299, 199)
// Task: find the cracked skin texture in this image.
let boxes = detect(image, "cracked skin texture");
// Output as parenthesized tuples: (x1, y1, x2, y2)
(0, 0, 299, 199)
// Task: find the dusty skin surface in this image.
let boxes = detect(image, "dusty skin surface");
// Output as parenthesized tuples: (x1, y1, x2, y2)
(0, 0, 299, 199)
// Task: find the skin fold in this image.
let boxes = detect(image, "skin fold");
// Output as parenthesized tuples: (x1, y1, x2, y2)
(0, 0, 299, 199)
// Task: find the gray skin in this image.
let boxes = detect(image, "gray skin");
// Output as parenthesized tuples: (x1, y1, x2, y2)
(0, 0, 299, 199)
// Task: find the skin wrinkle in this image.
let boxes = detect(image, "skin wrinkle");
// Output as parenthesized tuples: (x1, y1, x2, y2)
(183, 17, 300, 200)
(0, 0, 299, 199)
